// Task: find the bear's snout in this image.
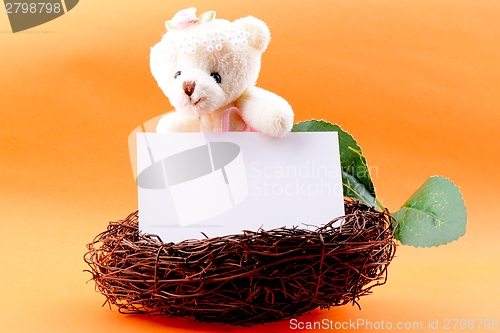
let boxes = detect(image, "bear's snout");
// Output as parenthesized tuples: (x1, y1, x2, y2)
(183, 81, 196, 97)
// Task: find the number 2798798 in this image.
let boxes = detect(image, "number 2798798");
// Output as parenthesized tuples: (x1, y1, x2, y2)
(5, 2, 62, 14)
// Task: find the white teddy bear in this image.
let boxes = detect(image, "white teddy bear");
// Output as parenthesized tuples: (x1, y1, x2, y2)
(150, 8, 294, 138)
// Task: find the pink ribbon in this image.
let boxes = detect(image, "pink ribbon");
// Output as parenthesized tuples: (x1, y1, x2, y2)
(221, 107, 255, 132)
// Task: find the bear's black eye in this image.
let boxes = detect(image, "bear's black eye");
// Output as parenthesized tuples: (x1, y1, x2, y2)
(210, 72, 221, 84)
(174, 71, 182, 79)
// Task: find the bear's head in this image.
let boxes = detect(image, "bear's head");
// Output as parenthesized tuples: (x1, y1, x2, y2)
(150, 8, 271, 118)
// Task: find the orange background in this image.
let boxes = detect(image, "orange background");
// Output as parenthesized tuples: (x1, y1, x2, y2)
(1, 1, 499, 332)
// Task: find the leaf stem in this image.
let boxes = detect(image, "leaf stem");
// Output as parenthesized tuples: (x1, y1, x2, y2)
(375, 198, 386, 211)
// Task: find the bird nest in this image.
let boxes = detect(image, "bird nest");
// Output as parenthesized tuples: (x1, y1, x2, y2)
(84, 199, 396, 326)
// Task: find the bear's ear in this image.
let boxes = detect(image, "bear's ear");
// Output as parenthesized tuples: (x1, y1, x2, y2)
(233, 16, 270, 52)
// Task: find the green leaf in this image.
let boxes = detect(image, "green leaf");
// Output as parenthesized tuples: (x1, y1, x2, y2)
(199, 11, 216, 24)
(292, 120, 377, 207)
(393, 176, 467, 247)
(342, 171, 377, 208)
(165, 20, 176, 31)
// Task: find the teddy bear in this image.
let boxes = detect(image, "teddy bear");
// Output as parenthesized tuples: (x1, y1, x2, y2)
(149, 8, 294, 138)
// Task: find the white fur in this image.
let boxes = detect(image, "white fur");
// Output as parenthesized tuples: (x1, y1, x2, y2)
(150, 15, 294, 138)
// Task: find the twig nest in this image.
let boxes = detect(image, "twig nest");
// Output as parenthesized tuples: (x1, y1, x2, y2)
(84, 200, 396, 326)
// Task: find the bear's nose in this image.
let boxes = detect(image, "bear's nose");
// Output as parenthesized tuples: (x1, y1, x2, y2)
(183, 81, 196, 97)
